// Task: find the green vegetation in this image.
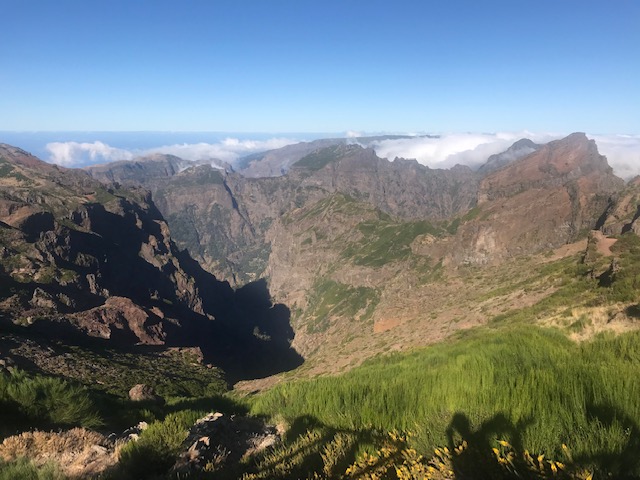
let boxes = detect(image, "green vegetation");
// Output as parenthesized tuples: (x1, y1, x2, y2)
(445, 205, 483, 234)
(342, 219, 442, 267)
(294, 145, 344, 171)
(0, 458, 64, 480)
(39, 344, 227, 399)
(0, 369, 102, 435)
(115, 410, 206, 479)
(294, 193, 366, 224)
(171, 167, 224, 186)
(251, 325, 640, 477)
(304, 279, 379, 333)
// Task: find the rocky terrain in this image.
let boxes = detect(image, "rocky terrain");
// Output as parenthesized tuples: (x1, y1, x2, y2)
(83, 132, 631, 376)
(0, 144, 301, 382)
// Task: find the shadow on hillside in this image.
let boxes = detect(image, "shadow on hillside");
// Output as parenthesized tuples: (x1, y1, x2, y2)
(177, 250, 304, 383)
(445, 412, 531, 478)
(444, 409, 640, 479)
(200, 279, 304, 384)
(578, 402, 640, 477)
(202, 414, 381, 480)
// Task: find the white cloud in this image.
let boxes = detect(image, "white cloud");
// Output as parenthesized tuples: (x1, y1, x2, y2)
(369, 132, 640, 179)
(369, 132, 562, 170)
(152, 137, 297, 163)
(46, 141, 134, 167)
(46, 137, 299, 167)
(588, 134, 640, 180)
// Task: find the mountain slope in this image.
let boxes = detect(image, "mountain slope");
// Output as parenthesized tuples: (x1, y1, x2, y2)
(0, 144, 302, 382)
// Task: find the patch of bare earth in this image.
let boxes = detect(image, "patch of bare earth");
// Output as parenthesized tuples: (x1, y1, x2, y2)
(590, 230, 617, 256)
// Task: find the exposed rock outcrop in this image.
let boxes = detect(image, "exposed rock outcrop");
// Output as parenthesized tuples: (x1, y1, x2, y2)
(171, 412, 279, 475)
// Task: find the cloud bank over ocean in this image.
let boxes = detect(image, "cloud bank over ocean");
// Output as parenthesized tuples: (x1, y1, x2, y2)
(45, 137, 299, 167)
(41, 132, 640, 179)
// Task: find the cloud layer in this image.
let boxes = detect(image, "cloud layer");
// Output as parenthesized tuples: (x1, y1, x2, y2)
(46, 141, 135, 167)
(46, 137, 299, 167)
(368, 132, 561, 170)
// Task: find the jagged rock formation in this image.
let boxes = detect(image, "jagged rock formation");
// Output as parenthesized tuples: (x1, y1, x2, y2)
(422, 133, 624, 265)
(0, 144, 302, 381)
(86, 153, 230, 185)
(88, 142, 478, 283)
(172, 412, 279, 475)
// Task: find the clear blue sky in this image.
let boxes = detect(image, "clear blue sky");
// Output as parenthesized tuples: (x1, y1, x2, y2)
(1, 0, 638, 133)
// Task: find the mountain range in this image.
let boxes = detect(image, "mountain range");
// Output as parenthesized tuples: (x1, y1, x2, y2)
(4, 131, 640, 477)
(2, 132, 639, 381)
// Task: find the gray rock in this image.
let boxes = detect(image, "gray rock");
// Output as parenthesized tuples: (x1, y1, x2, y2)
(128, 384, 164, 404)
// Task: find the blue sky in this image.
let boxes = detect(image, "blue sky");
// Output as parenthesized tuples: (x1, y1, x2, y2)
(1, 0, 638, 134)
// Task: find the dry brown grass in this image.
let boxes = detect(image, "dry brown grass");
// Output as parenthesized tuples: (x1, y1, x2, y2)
(543, 303, 640, 342)
(0, 428, 120, 478)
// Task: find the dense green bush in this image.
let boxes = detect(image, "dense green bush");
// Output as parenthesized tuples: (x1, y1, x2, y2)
(0, 369, 102, 435)
(114, 409, 205, 479)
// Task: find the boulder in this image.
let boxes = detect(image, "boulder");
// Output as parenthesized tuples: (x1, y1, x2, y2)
(128, 384, 164, 404)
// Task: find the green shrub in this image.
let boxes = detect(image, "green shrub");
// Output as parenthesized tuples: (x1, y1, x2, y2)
(251, 325, 640, 476)
(116, 409, 205, 479)
(0, 458, 65, 480)
(0, 370, 102, 434)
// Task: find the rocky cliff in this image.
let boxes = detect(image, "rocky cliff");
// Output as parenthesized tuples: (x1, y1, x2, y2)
(0, 144, 301, 381)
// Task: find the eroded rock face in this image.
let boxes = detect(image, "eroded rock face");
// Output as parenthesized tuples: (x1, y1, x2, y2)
(0, 428, 118, 479)
(0, 145, 211, 346)
(71, 297, 169, 345)
(0, 144, 302, 380)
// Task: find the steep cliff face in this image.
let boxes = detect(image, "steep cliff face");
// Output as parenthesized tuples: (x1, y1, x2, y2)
(88, 144, 479, 284)
(0, 144, 212, 345)
(288, 144, 479, 220)
(80, 134, 628, 374)
(0, 144, 303, 380)
(86, 153, 229, 185)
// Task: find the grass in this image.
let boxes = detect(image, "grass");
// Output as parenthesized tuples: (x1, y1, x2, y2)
(0, 458, 64, 480)
(250, 325, 640, 477)
(303, 279, 379, 333)
(293, 146, 345, 171)
(34, 341, 229, 400)
(342, 219, 443, 267)
(113, 409, 206, 479)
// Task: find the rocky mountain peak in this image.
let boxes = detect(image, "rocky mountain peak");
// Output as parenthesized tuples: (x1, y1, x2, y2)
(479, 132, 614, 203)
(477, 138, 541, 175)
